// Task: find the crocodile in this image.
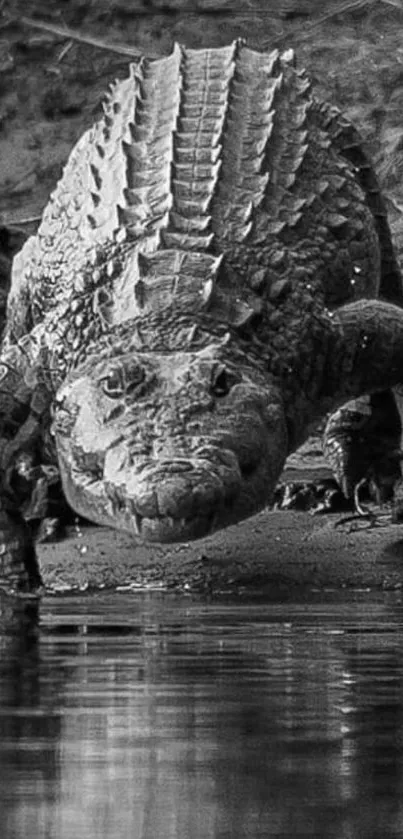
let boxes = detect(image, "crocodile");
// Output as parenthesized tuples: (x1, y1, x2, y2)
(2, 39, 403, 554)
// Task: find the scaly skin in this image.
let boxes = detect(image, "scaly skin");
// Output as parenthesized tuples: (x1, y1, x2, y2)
(323, 392, 402, 501)
(54, 326, 288, 541)
(2, 41, 403, 548)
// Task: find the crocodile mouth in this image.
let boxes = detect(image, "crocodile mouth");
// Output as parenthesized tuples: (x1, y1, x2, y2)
(57, 443, 271, 543)
(107, 451, 255, 543)
(105, 469, 262, 543)
(104, 500, 221, 543)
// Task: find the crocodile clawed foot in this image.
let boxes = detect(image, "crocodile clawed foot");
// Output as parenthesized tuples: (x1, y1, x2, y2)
(273, 478, 350, 514)
(333, 513, 390, 532)
(353, 477, 373, 517)
(334, 478, 393, 532)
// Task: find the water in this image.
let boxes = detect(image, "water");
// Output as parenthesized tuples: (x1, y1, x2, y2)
(1, 588, 403, 839)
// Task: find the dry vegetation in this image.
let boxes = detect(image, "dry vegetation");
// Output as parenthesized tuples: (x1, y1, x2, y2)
(0, 0, 403, 259)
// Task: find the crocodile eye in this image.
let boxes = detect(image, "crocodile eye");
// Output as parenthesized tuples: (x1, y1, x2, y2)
(101, 369, 125, 398)
(211, 366, 239, 397)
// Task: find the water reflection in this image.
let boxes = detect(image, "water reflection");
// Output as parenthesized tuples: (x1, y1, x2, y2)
(1, 590, 403, 838)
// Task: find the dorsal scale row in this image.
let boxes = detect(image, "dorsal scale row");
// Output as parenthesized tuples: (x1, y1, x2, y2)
(162, 43, 236, 252)
(211, 46, 278, 245)
(116, 47, 182, 242)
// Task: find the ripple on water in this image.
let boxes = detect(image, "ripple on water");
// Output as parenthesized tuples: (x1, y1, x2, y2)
(0, 589, 403, 839)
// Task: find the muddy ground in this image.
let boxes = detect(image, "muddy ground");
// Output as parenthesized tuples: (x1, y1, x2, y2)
(2, 0, 403, 591)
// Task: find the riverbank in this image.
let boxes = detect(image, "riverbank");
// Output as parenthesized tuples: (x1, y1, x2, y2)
(37, 507, 403, 593)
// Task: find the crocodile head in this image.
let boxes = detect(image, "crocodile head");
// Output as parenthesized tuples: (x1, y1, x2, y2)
(52, 330, 288, 542)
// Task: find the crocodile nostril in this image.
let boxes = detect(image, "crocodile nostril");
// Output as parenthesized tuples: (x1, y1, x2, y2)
(210, 365, 241, 397)
(106, 404, 125, 422)
(159, 461, 195, 474)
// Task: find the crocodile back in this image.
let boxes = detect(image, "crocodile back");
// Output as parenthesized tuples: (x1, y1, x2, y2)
(315, 101, 402, 306)
(8, 41, 388, 343)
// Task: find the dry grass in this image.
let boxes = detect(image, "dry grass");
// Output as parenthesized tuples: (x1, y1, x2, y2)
(14, 15, 148, 59)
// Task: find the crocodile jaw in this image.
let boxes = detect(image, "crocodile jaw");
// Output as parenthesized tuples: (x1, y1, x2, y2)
(52, 348, 288, 542)
(56, 440, 282, 542)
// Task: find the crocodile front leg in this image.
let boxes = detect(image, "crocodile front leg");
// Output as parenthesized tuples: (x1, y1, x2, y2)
(322, 300, 403, 507)
(0, 508, 43, 594)
(0, 334, 50, 592)
(323, 391, 402, 505)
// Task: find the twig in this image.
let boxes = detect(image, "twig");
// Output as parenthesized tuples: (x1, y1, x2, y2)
(57, 40, 73, 64)
(0, 168, 36, 197)
(386, 195, 403, 215)
(11, 16, 153, 60)
(0, 215, 41, 226)
(273, 0, 399, 40)
(301, 0, 378, 33)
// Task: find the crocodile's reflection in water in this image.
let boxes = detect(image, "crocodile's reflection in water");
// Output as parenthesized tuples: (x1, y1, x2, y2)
(1, 590, 403, 838)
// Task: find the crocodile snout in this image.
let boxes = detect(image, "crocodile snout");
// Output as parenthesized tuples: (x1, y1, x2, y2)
(103, 450, 243, 542)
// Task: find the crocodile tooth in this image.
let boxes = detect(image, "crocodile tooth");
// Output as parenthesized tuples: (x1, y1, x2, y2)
(70, 298, 80, 314)
(115, 227, 127, 244)
(134, 512, 143, 534)
(201, 278, 214, 306)
(106, 261, 116, 278)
